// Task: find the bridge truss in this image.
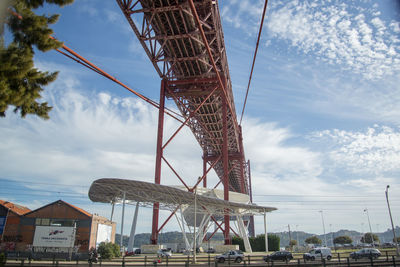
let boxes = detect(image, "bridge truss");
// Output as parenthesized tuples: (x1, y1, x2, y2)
(116, 0, 253, 245)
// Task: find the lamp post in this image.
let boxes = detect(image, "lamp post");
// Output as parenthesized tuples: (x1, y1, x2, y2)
(385, 185, 399, 256)
(296, 225, 299, 247)
(319, 210, 327, 247)
(364, 208, 375, 248)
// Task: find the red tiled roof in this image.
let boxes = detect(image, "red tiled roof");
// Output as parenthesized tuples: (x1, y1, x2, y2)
(23, 199, 93, 218)
(0, 200, 31, 216)
(62, 200, 92, 218)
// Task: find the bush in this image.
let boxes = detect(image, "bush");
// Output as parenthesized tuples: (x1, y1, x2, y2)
(232, 236, 244, 251)
(97, 242, 121, 259)
(232, 234, 280, 252)
(0, 252, 6, 267)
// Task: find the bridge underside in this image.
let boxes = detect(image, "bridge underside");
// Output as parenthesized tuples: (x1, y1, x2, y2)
(116, 0, 253, 244)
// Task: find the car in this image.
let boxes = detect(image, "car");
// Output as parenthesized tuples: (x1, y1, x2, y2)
(381, 242, 395, 248)
(134, 248, 141, 254)
(157, 248, 172, 258)
(303, 247, 332, 261)
(206, 248, 216, 253)
(350, 248, 381, 260)
(125, 251, 135, 256)
(215, 250, 244, 263)
(263, 251, 293, 262)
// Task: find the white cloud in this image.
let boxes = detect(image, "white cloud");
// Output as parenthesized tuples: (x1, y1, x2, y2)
(244, 119, 322, 180)
(222, 1, 400, 80)
(0, 76, 205, 193)
(311, 125, 400, 175)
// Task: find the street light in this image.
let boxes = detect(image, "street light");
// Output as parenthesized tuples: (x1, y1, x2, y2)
(319, 210, 327, 247)
(364, 208, 375, 248)
(385, 185, 399, 256)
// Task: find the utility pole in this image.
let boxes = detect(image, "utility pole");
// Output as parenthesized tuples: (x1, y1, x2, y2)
(319, 210, 327, 247)
(364, 208, 375, 248)
(385, 185, 399, 256)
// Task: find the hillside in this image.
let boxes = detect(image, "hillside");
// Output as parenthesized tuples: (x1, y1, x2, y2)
(115, 226, 400, 248)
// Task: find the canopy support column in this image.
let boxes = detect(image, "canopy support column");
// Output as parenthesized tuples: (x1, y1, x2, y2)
(264, 210, 268, 252)
(120, 191, 126, 250)
(238, 216, 252, 253)
(127, 202, 140, 252)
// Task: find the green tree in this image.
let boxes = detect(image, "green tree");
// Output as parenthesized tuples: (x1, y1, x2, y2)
(1, 0, 73, 119)
(333, 235, 353, 245)
(361, 233, 379, 244)
(305, 236, 322, 245)
(97, 242, 120, 259)
(289, 239, 297, 247)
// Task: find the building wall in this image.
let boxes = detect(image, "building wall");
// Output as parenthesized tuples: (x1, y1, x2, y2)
(0, 209, 22, 251)
(1, 200, 116, 253)
(88, 214, 116, 250)
(21, 200, 92, 252)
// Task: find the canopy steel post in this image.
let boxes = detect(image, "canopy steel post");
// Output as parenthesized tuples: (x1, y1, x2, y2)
(264, 210, 268, 252)
(222, 94, 230, 245)
(151, 79, 166, 244)
(128, 202, 140, 253)
(110, 201, 115, 221)
(121, 191, 126, 250)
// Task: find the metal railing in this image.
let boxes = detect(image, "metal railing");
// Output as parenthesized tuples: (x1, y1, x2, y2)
(2, 251, 400, 267)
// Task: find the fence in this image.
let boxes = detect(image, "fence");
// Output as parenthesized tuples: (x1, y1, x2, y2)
(2, 251, 400, 267)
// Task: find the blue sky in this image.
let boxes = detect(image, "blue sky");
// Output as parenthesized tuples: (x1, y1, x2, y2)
(1, 0, 400, 238)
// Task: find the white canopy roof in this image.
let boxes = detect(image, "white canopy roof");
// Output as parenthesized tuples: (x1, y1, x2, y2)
(88, 178, 276, 216)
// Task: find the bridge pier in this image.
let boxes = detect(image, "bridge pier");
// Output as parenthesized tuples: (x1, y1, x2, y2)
(151, 79, 166, 244)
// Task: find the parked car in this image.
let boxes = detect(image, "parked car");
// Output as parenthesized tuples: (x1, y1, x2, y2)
(381, 242, 395, 248)
(263, 251, 293, 262)
(350, 248, 381, 260)
(206, 248, 216, 253)
(157, 248, 172, 258)
(303, 247, 332, 260)
(134, 248, 141, 254)
(215, 250, 244, 263)
(125, 251, 135, 256)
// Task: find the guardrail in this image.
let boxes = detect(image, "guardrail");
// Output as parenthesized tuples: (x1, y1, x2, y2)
(2, 251, 400, 266)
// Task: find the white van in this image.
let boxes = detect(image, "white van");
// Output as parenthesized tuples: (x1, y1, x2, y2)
(303, 247, 332, 260)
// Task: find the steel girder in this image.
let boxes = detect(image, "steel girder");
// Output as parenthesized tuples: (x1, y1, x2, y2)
(116, 0, 251, 244)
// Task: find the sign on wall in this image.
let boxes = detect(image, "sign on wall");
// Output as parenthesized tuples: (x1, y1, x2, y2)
(96, 224, 112, 247)
(33, 226, 75, 247)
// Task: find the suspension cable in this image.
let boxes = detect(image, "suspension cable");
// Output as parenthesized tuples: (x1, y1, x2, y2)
(239, 0, 269, 125)
(53, 40, 184, 123)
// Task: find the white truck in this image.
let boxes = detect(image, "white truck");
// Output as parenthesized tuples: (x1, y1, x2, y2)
(303, 247, 332, 260)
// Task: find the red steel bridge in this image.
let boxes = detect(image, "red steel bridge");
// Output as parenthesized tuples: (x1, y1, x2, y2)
(115, 0, 254, 245)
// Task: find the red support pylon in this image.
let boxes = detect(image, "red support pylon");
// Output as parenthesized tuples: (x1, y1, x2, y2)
(222, 93, 231, 245)
(151, 79, 166, 244)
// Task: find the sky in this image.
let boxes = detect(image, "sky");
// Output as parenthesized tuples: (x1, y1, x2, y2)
(1, 0, 400, 240)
